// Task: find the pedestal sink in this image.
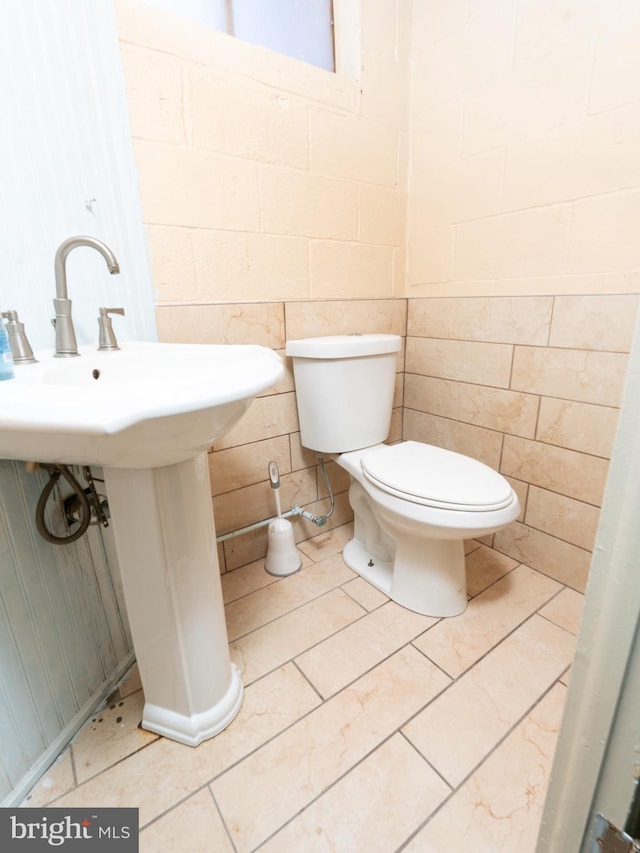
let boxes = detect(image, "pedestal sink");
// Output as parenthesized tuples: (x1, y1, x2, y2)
(0, 341, 284, 745)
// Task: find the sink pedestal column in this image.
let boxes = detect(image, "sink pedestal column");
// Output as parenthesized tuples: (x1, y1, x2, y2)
(103, 452, 243, 746)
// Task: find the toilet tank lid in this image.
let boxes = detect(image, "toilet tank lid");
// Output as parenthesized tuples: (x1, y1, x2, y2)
(286, 334, 401, 359)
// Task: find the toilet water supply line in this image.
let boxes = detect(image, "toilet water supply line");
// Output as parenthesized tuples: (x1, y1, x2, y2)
(215, 457, 335, 544)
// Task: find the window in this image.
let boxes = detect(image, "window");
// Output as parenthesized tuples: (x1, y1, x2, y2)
(141, 0, 335, 72)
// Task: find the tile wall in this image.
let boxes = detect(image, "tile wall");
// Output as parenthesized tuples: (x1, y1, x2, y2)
(158, 292, 638, 594)
(405, 293, 639, 592)
(157, 298, 406, 572)
(119, 0, 640, 594)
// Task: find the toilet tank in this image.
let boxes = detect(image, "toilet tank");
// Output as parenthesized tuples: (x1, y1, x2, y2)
(285, 334, 402, 453)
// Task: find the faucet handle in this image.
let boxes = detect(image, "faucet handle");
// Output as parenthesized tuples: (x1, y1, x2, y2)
(98, 307, 125, 351)
(2, 310, 38, 364)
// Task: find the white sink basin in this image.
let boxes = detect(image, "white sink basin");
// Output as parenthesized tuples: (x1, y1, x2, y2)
(0, 341, 284, 468)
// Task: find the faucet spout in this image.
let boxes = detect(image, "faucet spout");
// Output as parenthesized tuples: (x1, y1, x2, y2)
(53, 236, 120, 357)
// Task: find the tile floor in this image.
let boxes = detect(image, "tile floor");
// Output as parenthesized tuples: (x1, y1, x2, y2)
(23, 523, 583, 852)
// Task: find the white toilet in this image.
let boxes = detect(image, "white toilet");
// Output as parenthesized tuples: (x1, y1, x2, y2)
(285, 333, 520, 617)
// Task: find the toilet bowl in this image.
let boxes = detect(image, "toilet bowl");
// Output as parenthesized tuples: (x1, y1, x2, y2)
(285, 334, 520, 618)
(337, 441, 519, 616)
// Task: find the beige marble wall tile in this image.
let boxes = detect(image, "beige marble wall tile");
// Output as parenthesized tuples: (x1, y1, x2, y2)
(213, 466, 317, 537)
(209, 436, 291, 496)
(285, 299, 406, 340)
(465, 544, 519, 597)
(388, 406, 403, 443)
(406, 336, 513, 388)
(540, 588, 585, 636)
(406, 683, 567, 852)
(511, 346, 629, 407)
(215, 392, 299, 450)
(289, 431, 319, 472)
(231, 589, 364, 685)
(402, 615, 575, 786)
(405, 374, 538, 438)
(140, 788, 233, 853)
(317, 459, 350, 499)
(504, 475, 528, 522)
(261, 734, 450, 852)
(549, 292, 640, 353)
(155, 302, 284, 348)
(493, 521, 592, 592)
(296, 601, 439, 698)
(291, 492, 354, 545)
(536, 397, 620, 458)
(415, 566, 560, 679)
(407, 296, 553, 345)
(223, 528, 308, 576)
(525, 486, 600, 551)
(211, 646, 451, 851)
(53, 663, 321, 826)
(501, 435, 609, 506)
(403, 409, 503, 470)
(296, 522, 354, 562)
(224, 555, 354, 641)
(221, 558, 279, 605)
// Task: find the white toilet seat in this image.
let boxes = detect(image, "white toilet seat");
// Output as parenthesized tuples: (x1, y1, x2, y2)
(360, 441, 514, 512)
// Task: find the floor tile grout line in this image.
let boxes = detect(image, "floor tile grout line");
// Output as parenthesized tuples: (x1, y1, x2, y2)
(396, 676, 570, 852)
(250, 727, 449, 852)
(225, 569, 362, 643)
(408, 579, 576, 689)
(49, 569, 578, 808)
(138, 667, 569, 850)
(398, 729, 454, 792)
(208, 785, 239, 853)
(228, 581, 368, 647)
(291, 659, 325, 702)
(23, 531, 582, 849)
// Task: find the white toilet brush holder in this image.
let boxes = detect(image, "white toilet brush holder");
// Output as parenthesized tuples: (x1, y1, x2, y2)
(265, 461, 302, 577)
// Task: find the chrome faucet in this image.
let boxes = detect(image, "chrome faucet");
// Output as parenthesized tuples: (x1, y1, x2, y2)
(53, 236, 120, 357)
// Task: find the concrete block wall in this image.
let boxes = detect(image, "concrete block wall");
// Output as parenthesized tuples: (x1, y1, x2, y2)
(408, 0, 640, 298)
(116, 0, 640, 583)
(115, 0, 410, 306)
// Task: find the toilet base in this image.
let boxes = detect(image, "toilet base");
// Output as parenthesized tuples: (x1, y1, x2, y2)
(343, 534, 468, 618)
